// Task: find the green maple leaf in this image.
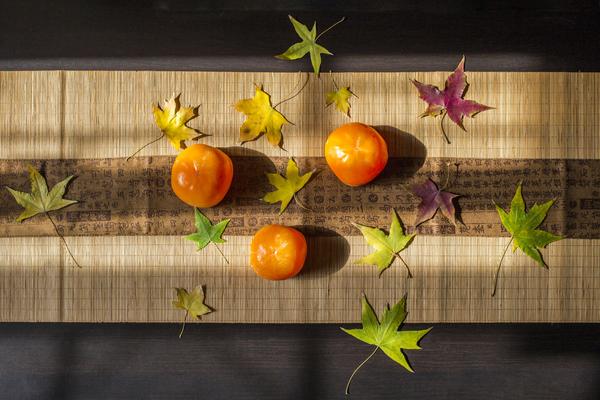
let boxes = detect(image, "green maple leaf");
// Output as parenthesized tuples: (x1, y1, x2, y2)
(5, 165, 81, 268)
(172, 286, 212, 338)
(263, 158, 315, 214)
(492, 182, 563, 296)
(185, 208, 230, 263)
(276, 15, 345, 76)
(341, 294, 432, 395)
(352, 209, 416, 277)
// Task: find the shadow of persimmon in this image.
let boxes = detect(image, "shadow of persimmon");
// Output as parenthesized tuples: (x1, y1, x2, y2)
(294, 225, 350, 279)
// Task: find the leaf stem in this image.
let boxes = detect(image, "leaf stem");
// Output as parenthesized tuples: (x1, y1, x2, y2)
(442, 162, 451, 190)
(440, 112, 451, 144)
(316, 16, 346, 41)
(329, 71, 339, 91)
(345, 346, 378, 395)
(394, 254, 413, 278)
(46, 212, 81, 268)
(492, 237, 513, 297)
(273, 73, 310, 109)
(293, 193, 313, 212)
(178, 310, 189, 339)
(212, 243, 229, 264)
(127, 133, 165, 161)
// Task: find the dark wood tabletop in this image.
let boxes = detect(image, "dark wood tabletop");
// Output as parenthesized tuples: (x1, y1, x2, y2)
(1, 1, 600, 399)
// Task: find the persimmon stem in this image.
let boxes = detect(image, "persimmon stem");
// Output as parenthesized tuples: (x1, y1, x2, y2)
(293, 193, 313, 212)
(46, 212, 81, 268)
(273, 73, 310, 109)
(345, 346, 378, 395)
(394, 254, 413, 278)
(178, 310, 189, 339)
(127, 133, 165, 161)
(440, 112, 451, 144)
(316, 16, 346, 41)
(212, 243, 229, 264)
(492, 238, 513, 297)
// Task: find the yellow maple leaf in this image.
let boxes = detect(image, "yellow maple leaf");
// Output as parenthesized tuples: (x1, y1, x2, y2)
(234, 86, 290, 148)
(326, 86, 355, 117)
(128, 94, 202, 160)
(153, 94, 201, 150)
(263, 158, 315, 214)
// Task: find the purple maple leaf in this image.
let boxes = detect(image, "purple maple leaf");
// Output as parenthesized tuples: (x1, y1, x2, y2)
(412, 178, 460, 226)
(411, 56, 493, 143)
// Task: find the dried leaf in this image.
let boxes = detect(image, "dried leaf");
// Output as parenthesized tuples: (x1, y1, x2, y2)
(153, 94, 201, 150)
(235, 85, 290, 148)
(6, 165, 77, 222)
(492, 182, 563, 296)
(185, 208, 230, 263)
(172, 286, 212, 338)
(411, 56, 493, 143)
(5, 165, 81, 267)
(412, 178, 460, 226)
(352, 209, 416, 277)
(341, 294, 431, 394)
(263, 158, 314, 214)
(326, 86, 355, 117)
(276, 15, 344, 76)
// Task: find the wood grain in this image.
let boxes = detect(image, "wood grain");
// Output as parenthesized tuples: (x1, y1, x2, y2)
(1, 322, 599, 400)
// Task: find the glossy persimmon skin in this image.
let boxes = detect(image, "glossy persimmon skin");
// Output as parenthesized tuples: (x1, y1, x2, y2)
(171, 144, 234, 208)
(324, 122, 388, 186)
(250, 225, 307, 280)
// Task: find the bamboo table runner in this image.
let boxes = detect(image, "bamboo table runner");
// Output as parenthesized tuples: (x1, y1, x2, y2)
(0, 71, 599, 323)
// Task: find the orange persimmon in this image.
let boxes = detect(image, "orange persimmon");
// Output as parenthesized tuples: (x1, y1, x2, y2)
(250, 225, 307, 280)
(171, 144, 233, 208)
(324, 122, 388, 186)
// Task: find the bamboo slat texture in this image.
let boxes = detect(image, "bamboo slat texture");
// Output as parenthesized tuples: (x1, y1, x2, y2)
(0, 71, 599, 323)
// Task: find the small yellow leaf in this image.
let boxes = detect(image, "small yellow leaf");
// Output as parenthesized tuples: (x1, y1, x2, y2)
(234, 86, 290, 148)
(153, 94, 200, 150)
(172, 286, 212, 338)
(326, 86, 355, 117)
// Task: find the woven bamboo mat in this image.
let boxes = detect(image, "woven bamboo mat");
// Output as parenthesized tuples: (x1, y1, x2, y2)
(0, 71, 599, 323)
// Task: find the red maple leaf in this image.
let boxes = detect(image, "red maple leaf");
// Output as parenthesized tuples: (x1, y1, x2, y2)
(411, 178, 460, 226)
(411, 56, 493, 144)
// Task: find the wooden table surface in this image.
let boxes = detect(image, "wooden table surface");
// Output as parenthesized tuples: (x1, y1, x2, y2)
(1, 1, 600, 399)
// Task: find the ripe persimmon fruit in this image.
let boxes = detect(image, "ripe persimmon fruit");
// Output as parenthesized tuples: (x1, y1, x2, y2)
(171, 144, 233, 208)
(250, 224, 307, 280)
(324, 122, 388, 186)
